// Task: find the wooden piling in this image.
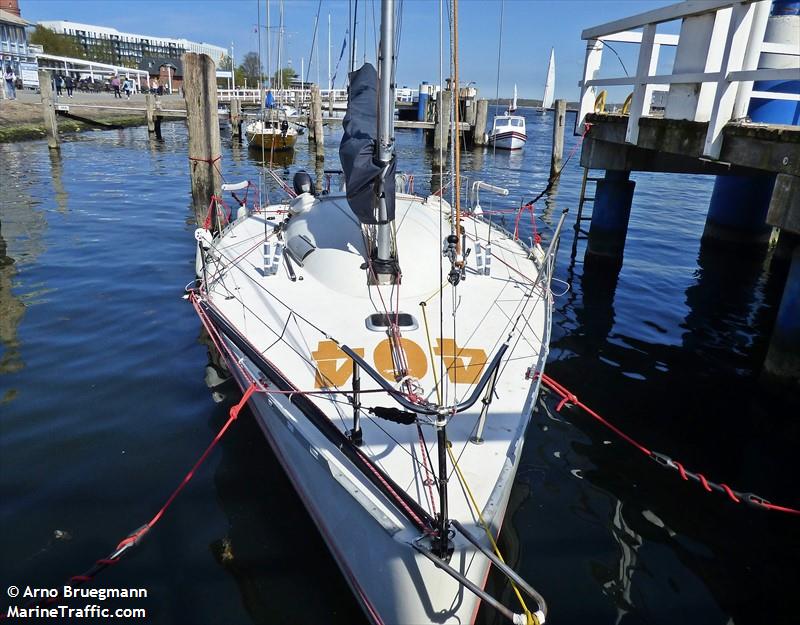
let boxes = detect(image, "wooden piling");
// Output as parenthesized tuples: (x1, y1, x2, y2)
(434, 90, 452, 152)
(311, 85, 324, 158)
(183, 53, 222, 225)
(327, 90, 333, 118)
(38, 70, 59, 150)
(230, 98, 242, 138)
(473, 99, 488, 146)
(550, 99, 567, 179)
(146, 93, 155, 133)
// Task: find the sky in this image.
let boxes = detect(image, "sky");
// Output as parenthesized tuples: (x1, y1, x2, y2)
(19, 0, 678, 101)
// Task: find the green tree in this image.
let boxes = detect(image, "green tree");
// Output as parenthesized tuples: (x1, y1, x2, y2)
(29, 25, 86, 59)
(271, 67, 295, 89)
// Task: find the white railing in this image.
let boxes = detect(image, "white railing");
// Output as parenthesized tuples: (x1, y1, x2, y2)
(216, 88, 349, 105)
(577, 0, 800, 158)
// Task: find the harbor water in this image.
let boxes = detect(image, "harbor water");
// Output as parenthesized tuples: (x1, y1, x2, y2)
(1, 110, 797, 624)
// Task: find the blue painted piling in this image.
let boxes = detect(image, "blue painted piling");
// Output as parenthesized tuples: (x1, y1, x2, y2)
(703, 0, 799, 247)
(586, 170, 636, 263)
(418, 82, 431, 121)
(764, 246, 800, 387)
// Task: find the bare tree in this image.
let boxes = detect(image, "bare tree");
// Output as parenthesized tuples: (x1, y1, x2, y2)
(239, 52, 262, 86)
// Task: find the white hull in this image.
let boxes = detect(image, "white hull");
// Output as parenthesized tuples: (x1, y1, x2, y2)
(193, 191, 554, 624)
(488, 131, 527, 150)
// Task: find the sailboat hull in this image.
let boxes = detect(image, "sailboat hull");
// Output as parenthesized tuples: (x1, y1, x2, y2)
(217, 335, 523, 625)
(246, 131, 298, 151)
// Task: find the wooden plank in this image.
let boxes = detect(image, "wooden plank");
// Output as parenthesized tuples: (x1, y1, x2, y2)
(704, 1, 755, 158)
(600, 31, 680, 46)
(582, 0, 747, 40)
(577, 38, 604, 132)
(625, 23, 657, 144)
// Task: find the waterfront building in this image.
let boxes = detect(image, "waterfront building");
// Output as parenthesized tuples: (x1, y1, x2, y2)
(37, 19, 226, 67)
(0, 0, 38, 88)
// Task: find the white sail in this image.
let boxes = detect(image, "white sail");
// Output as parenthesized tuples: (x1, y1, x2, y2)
(542, 47, 555, 110)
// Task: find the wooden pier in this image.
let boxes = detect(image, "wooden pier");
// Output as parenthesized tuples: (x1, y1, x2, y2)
(575, 0, 800, 386)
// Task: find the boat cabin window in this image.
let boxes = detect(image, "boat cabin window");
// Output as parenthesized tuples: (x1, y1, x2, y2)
(511, 118, 523, 127)
(365, 313, 419, 332)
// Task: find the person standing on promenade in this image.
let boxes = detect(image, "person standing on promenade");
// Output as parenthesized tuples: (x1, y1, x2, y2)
(55, 73, 64, 97)
(65, 74, 74, 98)
(4, 65, 15, 99)
(111, 74, 121, 98)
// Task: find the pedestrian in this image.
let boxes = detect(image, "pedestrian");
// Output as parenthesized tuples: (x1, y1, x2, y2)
(111, 74, 121, 98)
(3, 65, 15, 99)
(122, 78, 132, 99)
(55, 73, 64, 97)
(151, 77, 158, 94)
(65, 74, 74, 98)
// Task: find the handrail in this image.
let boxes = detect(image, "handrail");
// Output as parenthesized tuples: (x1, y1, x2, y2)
(576, 0, 798, 159)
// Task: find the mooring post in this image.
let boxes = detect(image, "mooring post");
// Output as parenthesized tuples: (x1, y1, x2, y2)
(183, 53, 222, 225)
(230, 98, 242, 138)
(327, 88, 333, 118)
(764, 243, 800, 389)
(38, 70, 59, 150)
(434, 90, 452, 152)
(146, 93, 155, 133)
(473, 99, 488, 146)
(550, 99, 567, 180)
(311, 85, 324, 158)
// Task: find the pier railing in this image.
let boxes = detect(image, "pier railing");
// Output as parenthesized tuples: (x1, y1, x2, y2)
(577, 0, 800, 158)
(216, 88, 349, 106)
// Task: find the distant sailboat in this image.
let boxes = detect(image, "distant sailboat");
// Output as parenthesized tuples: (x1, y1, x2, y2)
(508, 83, 518, 113)
(539, 47, 555, 113)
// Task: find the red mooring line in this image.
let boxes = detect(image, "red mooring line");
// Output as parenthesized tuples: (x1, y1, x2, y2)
(536, 372, 800, 515)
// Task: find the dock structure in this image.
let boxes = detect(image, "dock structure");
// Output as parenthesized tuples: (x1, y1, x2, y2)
(576, 0, 800, 386)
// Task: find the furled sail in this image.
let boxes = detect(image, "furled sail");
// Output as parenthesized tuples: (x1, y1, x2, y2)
(339, 63, 396, 225)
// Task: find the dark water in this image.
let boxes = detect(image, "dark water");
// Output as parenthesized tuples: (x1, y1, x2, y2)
(1, 110, 797, 625)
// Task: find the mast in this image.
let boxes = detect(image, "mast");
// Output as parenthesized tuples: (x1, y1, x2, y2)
(266, 0, 271, 89)
(373, 0, 396, 281)
(327, 12, 332, 91)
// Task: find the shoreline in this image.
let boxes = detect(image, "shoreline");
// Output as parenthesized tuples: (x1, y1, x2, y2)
(0, 91, 187, 143)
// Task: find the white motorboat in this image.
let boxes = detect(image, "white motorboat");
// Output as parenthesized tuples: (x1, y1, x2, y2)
(246, 113, 298, 151)
(190, 1, 563, 623)
(488, 114, 527, 150)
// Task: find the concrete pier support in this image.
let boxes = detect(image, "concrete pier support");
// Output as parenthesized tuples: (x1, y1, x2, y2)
(703, 0, 799, 248)
(764, 245, 800, 388)
(702, 175, 775, 246)
(586, 170, 636, 264)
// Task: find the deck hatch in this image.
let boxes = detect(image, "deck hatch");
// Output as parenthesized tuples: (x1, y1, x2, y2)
(365, 313, 419, 331)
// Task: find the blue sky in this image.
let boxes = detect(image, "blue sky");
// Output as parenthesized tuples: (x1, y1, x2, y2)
(20, 0, 676, 100)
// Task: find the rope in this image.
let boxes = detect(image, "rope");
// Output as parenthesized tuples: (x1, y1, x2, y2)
(446, 443, 535, 623)
(1, 382, 259, 620)
(537, 372, 800, 516)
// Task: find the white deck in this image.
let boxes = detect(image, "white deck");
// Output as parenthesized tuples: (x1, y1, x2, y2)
(197, 192, 551, 623)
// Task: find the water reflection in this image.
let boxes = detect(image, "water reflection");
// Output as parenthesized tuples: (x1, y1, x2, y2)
(248, 147, 296, 169)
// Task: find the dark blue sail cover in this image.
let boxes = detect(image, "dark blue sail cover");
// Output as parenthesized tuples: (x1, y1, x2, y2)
(339, 63, 396, 225)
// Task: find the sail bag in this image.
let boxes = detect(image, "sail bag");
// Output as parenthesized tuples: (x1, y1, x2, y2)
(339, 63, 396, 225)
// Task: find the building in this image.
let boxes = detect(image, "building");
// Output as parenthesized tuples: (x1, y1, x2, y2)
(0, 0, 38, 87)
(37, 19, 226, 67)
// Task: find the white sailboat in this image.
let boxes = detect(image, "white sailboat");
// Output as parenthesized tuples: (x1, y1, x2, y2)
(539, 47, 555, 113)
(508, 83, 518, 113)
(190, 1, 564, 623)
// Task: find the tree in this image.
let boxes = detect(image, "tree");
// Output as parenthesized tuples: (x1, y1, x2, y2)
(29, 25, 86, 59)
(271, 66, 295, 89)
(239, 52, 262, 86)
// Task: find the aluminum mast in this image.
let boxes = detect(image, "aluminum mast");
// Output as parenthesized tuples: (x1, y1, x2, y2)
(374, 0, 397, 282)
